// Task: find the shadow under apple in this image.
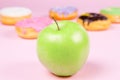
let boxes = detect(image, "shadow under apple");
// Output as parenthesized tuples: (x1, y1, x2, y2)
(0, 61, 103, 80)
(49, 61, 104, 80)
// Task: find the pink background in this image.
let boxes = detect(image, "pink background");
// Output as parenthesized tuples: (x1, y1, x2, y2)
(0, 0, 120, 80)
(0, 0, 120, 16)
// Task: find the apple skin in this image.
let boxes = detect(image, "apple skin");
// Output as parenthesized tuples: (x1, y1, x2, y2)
(37, 21, 89, 76)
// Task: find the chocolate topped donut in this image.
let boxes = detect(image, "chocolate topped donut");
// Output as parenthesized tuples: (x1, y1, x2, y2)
(79, 13, 107, 25)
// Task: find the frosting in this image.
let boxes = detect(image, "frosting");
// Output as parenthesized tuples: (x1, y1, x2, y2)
(50, 6, 77, 16)
(79, 13, 107, 25)
(16, 16, 52, 32)
(100, 7, 120, 15)
(0, 7, 32, 17)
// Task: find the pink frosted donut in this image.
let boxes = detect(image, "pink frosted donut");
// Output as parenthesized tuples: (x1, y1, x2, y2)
(15, 16, 52, 39)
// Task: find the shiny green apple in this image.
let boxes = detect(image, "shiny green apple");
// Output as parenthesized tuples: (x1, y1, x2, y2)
(37, 20, 89, 76)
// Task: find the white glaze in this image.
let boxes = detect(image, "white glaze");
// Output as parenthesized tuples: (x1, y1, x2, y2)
(0, 7, 32, 17)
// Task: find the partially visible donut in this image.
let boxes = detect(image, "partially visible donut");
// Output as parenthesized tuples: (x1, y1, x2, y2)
(100, 7, 120, 23)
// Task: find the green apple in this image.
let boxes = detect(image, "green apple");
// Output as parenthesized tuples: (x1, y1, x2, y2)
(37, 20, 89, 76)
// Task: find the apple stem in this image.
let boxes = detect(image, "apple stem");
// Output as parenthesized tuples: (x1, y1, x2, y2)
(52, 17, 60, 31)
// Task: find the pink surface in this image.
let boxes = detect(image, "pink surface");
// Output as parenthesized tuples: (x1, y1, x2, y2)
(0, 0, 120, 16)
(0, 0, 120, 80)
(1, 22, 120, 80)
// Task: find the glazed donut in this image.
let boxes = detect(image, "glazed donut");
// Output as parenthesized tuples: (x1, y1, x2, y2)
(0, 7, 32, 25)
(49, 6, 78, 20)
(100, 7, 120, 23)
(77, 13, 111, 31)
(15, 16, 52, 39)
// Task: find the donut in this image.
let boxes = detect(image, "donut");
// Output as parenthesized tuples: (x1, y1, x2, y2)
(15, 16, 52, 39)
(77, 13, 111, 31)
(0, 7, 32, 25)
(100, 7, 120, 23)
(49, 6, 78, 20)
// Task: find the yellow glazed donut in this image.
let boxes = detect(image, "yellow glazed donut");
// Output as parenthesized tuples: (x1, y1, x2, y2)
(100, 7, 120, 23)
(77, 13, 111, 31)
(0, 7, 32, 25)
(49, 6, 78, 20)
